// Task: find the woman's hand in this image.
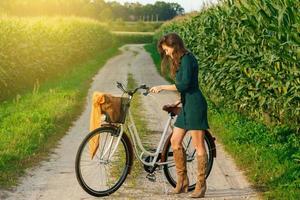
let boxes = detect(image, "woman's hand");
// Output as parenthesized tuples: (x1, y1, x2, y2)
(150, 85, 163, 93)
(149, 84, 177, 93)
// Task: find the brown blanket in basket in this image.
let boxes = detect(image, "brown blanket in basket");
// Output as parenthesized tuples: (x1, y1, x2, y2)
(89, 92, 122, 159)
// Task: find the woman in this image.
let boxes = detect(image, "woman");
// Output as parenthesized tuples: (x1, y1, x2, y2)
(150, 33, 209, 198)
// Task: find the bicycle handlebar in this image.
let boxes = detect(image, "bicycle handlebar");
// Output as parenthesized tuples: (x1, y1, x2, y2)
(116, 81, 150, 96)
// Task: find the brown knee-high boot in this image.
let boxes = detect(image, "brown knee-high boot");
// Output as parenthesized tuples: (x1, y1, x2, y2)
(189, 154, 207, 198)
(171, 148, 189, 194)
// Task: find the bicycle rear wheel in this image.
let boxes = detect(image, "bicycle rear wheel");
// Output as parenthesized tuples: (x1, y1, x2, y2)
(163, 132, 214, 191)
(75, 126, 133, 197)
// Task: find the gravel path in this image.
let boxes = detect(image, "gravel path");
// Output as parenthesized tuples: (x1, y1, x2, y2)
(0, 44, 259, 200)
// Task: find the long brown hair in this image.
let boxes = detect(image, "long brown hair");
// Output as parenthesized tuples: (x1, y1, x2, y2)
(157, 33, 188, 79)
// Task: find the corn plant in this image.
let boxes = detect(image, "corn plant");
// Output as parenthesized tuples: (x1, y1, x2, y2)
(0, 16, 113, 101)
(155, 0, 300, 128)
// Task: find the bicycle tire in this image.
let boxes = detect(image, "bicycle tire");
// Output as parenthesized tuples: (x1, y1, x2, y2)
(75, 126, 133, 197)
(162, 132, 214, 190)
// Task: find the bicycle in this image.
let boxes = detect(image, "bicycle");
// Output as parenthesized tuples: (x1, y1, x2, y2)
(75, 82, 217, 197)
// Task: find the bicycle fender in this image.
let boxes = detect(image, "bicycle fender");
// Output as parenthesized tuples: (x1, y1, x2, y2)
(205, 130, 217, 158)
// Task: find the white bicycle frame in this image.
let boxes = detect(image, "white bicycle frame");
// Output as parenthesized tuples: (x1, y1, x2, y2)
(125, 109, 174, 167)
(100, 106, 175, 167)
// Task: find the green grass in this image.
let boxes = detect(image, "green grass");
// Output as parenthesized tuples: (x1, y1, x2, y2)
(0, 42, 122, 188)
(208, 104, 300, 199)
(144, 43, 300, 199)
(123, 72, 151, 186)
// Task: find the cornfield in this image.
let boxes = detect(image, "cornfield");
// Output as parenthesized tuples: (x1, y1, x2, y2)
(155, 0, 300, 128)
(0, 16, 113, 101)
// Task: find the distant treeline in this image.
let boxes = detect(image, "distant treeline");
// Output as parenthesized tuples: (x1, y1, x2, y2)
(0, 0, 184, 21)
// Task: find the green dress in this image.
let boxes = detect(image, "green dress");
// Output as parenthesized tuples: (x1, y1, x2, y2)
(174, 52, 209, 130)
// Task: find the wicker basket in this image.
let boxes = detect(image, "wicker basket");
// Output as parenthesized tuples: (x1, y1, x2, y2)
(105, 97, 130, 124)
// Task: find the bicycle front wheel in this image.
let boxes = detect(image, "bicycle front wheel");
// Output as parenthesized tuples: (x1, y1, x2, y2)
(163, 132, 214, 191)
(75, 126, 133, 197)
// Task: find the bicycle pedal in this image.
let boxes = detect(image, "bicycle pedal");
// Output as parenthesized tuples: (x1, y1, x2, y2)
(146, 173, 156, 182)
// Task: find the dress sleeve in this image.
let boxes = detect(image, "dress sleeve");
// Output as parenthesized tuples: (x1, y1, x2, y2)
(175, 55, 193, 93)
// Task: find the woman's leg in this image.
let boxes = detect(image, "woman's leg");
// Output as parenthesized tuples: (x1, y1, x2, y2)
(190, 130, 206, 156)
(170, 127, 189, 194)
(170, 127, 186, 150)
(189, 130, 207, 198)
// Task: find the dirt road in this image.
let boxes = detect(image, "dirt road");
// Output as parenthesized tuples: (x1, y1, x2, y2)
(0, 44, 258, 200)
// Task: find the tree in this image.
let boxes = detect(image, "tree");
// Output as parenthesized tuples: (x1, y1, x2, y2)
(1, 0, 184, 21)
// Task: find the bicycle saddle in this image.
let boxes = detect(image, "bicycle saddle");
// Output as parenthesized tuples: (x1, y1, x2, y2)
(162, 104, 181, 116)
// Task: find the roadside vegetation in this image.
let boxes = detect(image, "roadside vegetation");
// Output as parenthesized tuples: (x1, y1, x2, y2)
(113, 32, 154, 45)
(0, 16, 112, 102)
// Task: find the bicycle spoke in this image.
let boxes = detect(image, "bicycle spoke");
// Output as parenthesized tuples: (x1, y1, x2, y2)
(107, 137, 115, 160)
(100, 132, 109, 158)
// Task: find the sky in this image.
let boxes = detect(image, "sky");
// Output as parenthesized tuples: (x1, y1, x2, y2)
(104, 0, 219, 13)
